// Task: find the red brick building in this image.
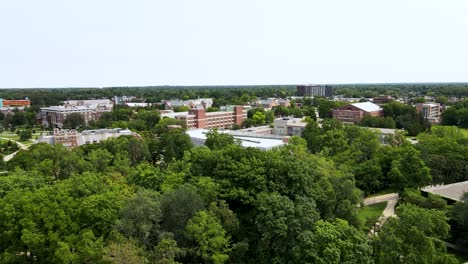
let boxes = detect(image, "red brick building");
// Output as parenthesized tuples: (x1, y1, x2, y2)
(332, 102, 383, 124)
(177, 106, 247, 129)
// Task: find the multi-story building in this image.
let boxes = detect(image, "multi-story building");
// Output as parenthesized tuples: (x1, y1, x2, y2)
(38, 128, 135, 148)
(297, 84, 333, 97)
(332, 102, 383, 124)
(40, 99, 113, 128)
(373, 96, 394, 105)
(173, 106, 247, 129)
(273, 117, 307, 136)
(415, 103, 441, 124)
(0, 99, 30, 108)
(254, 98, 290, 110)
(164, 98, 213, 110)
(0, 98, 31, 114)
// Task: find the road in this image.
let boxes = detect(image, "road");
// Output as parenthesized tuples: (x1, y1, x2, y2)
(1, 137, 30, 162)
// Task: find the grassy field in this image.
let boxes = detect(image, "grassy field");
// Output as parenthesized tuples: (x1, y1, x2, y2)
(358, 202, 387, 232)
(461, 128, 468, 137)
(0, 131, 45, 146)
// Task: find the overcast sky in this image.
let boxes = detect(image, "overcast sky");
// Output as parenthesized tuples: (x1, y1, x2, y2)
(1, 0, 467, 88)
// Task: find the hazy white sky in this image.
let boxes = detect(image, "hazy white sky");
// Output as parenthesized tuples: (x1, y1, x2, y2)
(1, 0, 467, 88)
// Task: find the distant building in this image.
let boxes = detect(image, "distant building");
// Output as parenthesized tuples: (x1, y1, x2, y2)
(0, 99, 30, 107)
(273, 117, 307, 136)
(162, 106, 247, 129)
(332, 102, 383, 124)
(254, 98, 290, 110)
(40, 99, 113, 128)
(373, 96, 394, 105)
(164, 98, 213, 110)
(186, 129, 286, 151)
(297, 85, 333, 97)
(0, 98, 31, 114)
(38, 128, 135, 148)
(415, 103, 441, 124)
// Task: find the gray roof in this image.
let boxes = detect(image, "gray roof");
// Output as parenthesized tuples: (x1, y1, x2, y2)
(422, 181, 468, 202)
(352, 102, 382, 112)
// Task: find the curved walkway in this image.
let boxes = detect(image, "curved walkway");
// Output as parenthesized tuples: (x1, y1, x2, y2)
(1, 137, 30, 162)
(364, 193, 399, 236)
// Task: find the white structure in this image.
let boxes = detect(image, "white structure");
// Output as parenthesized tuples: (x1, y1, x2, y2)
(273, 117, 307, 136)
(38, 128, 135, 148)
(186, 129, 286, 151)
(164, 98, 213, 110)
(40, 99, 113, 128)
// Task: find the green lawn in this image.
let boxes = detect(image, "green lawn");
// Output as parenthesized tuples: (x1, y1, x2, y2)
(461, 128, 468, 137)
(0, 133, 20, 140)
(358, 202, 387, 232)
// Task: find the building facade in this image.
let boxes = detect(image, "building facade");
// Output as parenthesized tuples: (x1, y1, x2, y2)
(175, 106, 247, 129)
(415, 103, 441, 124)
(373, 96, 394, 105)
(297, 85, 333, 97)
(38, 128, 135, 148)
(332, 102, 383, 124)
(40, 99, 113, 128)
(273, 117, 307, 136)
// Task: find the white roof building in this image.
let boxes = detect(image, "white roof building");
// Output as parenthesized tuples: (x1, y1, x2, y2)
(351, 102, 383, 112)
(186, 129, 286, 151)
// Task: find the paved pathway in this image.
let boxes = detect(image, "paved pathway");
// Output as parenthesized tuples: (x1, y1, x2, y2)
(364, 193, 399, 236)
(364, 193, 399, 206)
(1, 137, 30, 162)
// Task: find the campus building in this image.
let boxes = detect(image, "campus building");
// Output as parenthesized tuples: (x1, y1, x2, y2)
(40, 99, 113, 128)
(373, 96, 394, 105)
(273, 117, 307, 136)
(332, 102, 383, 124)
(415, 103, 441, 124)
(253, 98, 290, 110)
(164, 98, 213, 110)
(175, 106, 247, 129)
(0, 98, 31, 114)
(296, 85, 333, 97)
(38, 128, 135, 148)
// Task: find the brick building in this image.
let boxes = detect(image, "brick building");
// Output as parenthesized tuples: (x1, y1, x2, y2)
(415, 103, 441, 124)
(332, 102, 383, 124)
(176, 106, 247, 129)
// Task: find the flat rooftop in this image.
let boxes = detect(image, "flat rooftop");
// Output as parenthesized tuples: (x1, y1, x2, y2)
(186, 129, 286, 150)
(422, 181, 468, 202)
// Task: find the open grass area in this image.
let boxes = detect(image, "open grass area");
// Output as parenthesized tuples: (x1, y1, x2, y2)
(0, 132, 20, 140)
(461, 128, 468, 137)
(358, 202, 387, 232)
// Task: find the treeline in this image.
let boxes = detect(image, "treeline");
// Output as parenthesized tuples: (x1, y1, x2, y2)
(0, 83, 467, 108)
(0, 85, 296, 107)
(334, 83, 468, 98)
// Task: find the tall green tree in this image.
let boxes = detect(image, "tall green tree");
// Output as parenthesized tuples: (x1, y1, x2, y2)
(374, 203, 457, 264)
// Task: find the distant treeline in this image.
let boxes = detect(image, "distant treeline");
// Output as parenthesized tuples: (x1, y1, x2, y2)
(0, 83, 466, 107)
